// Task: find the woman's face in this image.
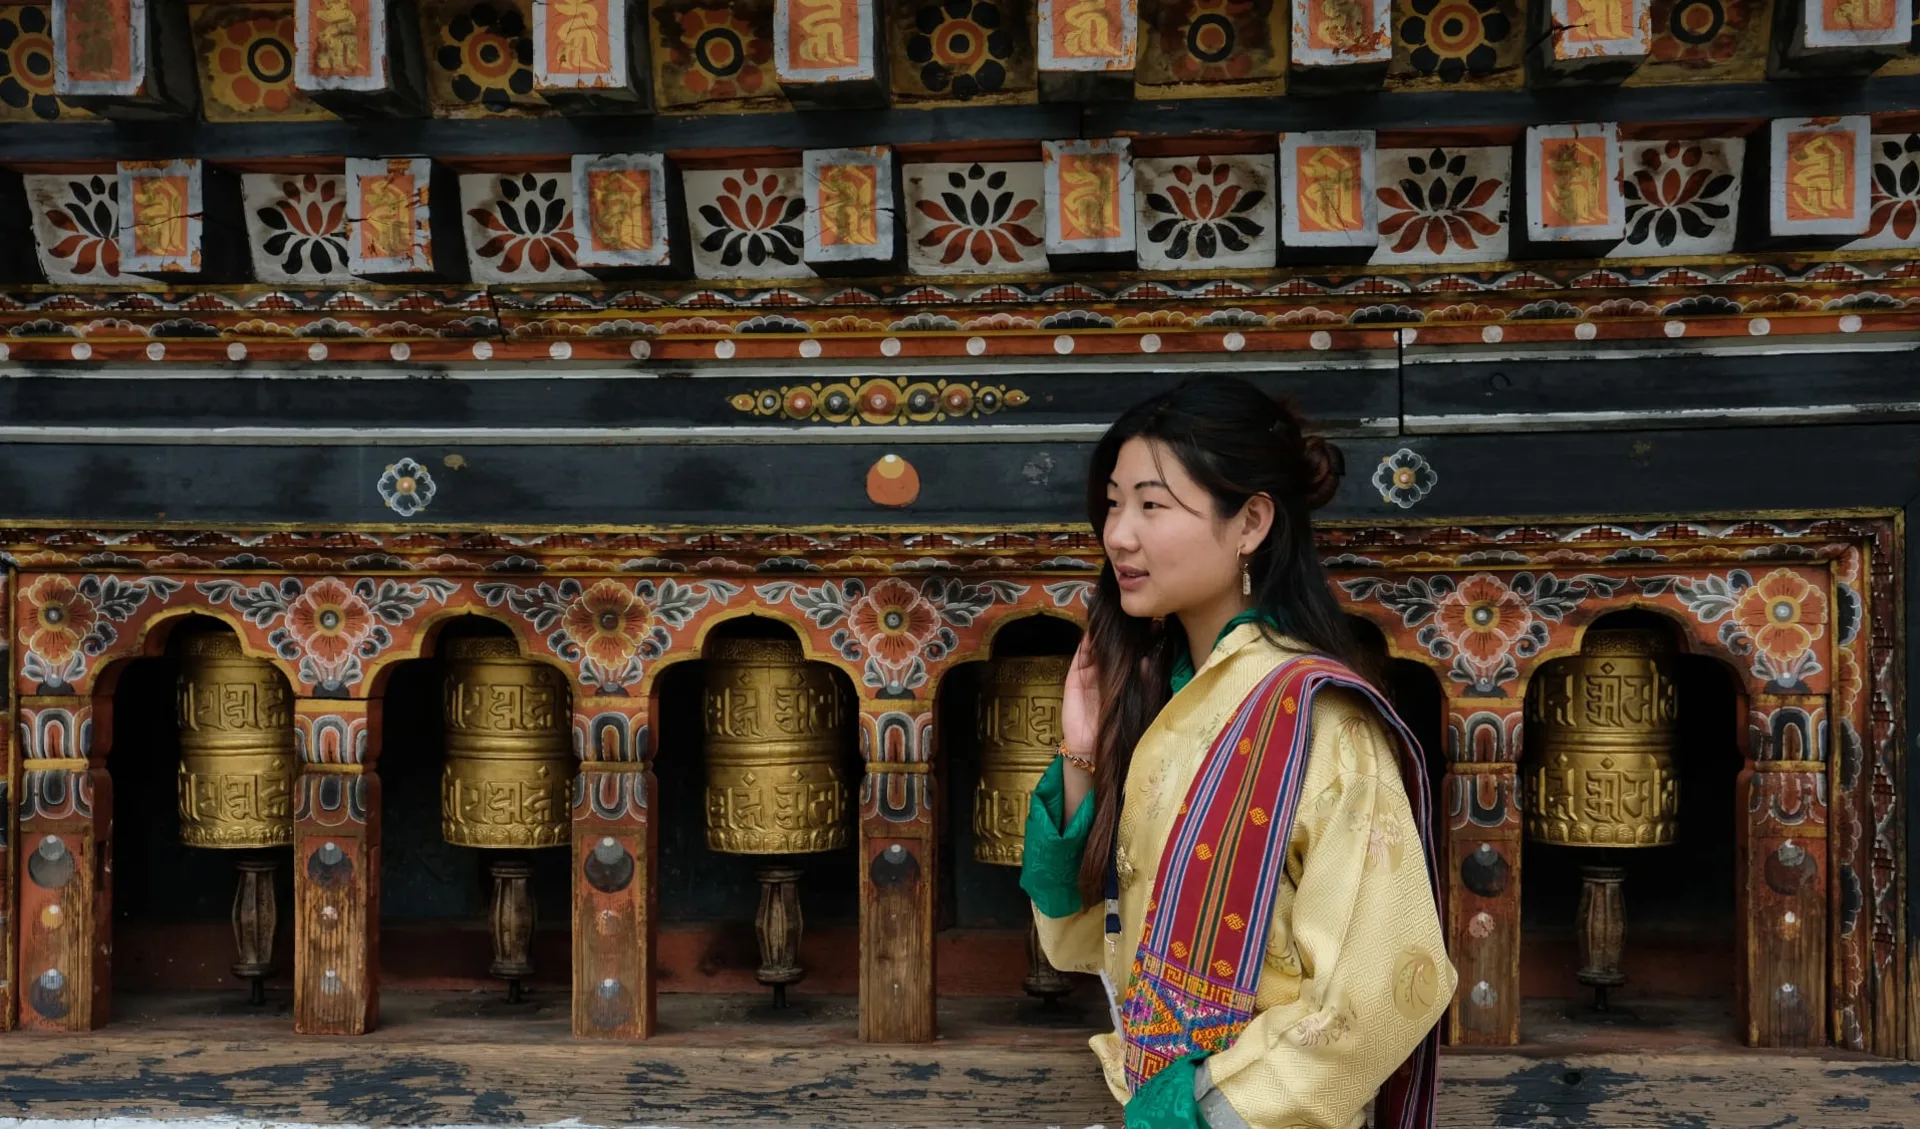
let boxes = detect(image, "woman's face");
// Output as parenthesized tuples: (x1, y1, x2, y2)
(1103, 436, 1250, 620)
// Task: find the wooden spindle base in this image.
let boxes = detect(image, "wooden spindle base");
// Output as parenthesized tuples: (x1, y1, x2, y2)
(231, 856, 279, 1006)
(1023, 919, 1072, 1005)
(489, 857, 537, 1004)
(755, 865, 805, 1008)
(1575, 864, 1628, 1012)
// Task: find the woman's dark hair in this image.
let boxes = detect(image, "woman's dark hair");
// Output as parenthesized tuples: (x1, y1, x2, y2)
(1077, 375, 1368, 900)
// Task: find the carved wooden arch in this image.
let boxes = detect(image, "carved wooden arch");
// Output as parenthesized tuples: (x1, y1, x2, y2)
(631, 602, 855, 704)
(355, 602, 575, 700)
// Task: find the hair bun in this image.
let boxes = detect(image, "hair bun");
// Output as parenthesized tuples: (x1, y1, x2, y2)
(1300, 434, 1343, 510)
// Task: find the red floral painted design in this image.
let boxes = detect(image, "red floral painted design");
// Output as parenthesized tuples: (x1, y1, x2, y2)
(697, 169, 804, 267)
(1864, 134, 1920, 243)
(914, 163, 1042, 266)
(1143, 156, 1267, 260)
(563, 579, 652, 668)
(24, 574, 98, 667)
(1733, 569, 1827, 669)
(1433, 573, 1531, 664)
(1377, 148, 1504, 255)
(259, 175, 349, 275)
(849, 577, 942, 664)
(44, 175, 120, 278)
(676, 5, 772, 100)
(1164, 0, 1258, 82)
(469, 173, 580, 273)
(1620, 140, 1736, 250)
(285, 577, 377, 665)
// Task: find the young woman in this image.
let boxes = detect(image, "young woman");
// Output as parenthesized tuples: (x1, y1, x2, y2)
(1020, 377, 1453, 1129)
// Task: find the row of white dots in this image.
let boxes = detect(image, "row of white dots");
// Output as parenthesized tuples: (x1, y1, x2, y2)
(15, 315, 1873, 364)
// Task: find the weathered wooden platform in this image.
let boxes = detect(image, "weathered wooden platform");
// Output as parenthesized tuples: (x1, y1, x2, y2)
(1, 994, 1914, 1128)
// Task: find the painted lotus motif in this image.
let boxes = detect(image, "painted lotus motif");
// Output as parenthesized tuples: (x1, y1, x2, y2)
(480, 576, 742, 692)
(1434, 574, 1531, 665)
(1372, 448, 1438, 507)
(25, 574, 99, 668)
(562, 578, 654, 670)
(199, 575, 455, 694)
(285, 577, 377, 665)
(1733, 568, 1828, 671)
(1633, 568, 1830, 690)
(912, 163, 1043, 267)
(19, 573, 182, 690)
(757, 575, 1026, 696)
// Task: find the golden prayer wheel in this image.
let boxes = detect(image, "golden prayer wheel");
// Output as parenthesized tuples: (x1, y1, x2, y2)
(702, 636, 849, 855)
(973, 656, 1070, 866)
(441, 637, 573, 849)
(175, 632, 295, 849)
(1522, 628, 1681, 847)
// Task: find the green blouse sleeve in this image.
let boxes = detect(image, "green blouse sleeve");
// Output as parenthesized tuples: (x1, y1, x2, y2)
(1018, 757, 1094, 918)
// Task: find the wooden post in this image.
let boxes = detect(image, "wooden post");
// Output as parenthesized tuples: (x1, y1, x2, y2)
(291, 699, 380, 1036)
(1, 568, 13, 1033)
(1740, 694, 1829, 1048)
(1443, 699, 1523, 1046)
(571, 700, 656, 1039)
(856, 699, 936, 1043)
(16, 696, 110, 1032)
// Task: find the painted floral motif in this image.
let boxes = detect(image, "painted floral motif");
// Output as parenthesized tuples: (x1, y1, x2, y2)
(668, 3, 776, 102)
(1157, 0, 1263, 83)
(466, 173, 582, 276)
(561, 579, 653, 671)
(1372, 448, 1437, 508)
(730, 377, 1029, 424)
(377, 457, 437, 516)
(698, 169, 805, 268)
(0, 4, 74, 121)
(196, 7, 329, 120)
(1616, 140, 1739, 254)
(478, 576, 742, 692)
(1634, 568, 1829, 689)
(1850, 134, 1920, 249)
(757, 575, 1027, 696)
(1395, 0, 1514, 83)
(36, 175, 120, 280)
(1141, 156, 1270, 262)
(1648, 0, 1751, 69)
(1342, 571, 1626, 694)
(910, 162, 1044, 268)
(906, 0, 1017, 98)
(432, 0, 538, 110)
(1375, 149, 1506, 259)
(251, 174, 351, 278)
(20, 573, 183, 690)
(198, 575, 456, 694)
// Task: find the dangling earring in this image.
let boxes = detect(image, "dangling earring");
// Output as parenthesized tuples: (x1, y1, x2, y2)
(1241, 557, 1252, 596)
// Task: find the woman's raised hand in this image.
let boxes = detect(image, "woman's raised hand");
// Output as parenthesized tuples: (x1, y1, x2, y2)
(1061, 636, 1102, 762)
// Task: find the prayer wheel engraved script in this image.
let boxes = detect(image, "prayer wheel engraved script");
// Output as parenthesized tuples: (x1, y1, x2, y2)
(1522, 629, 1681, 847)
(176, 633, 296, 848)
(702, 637, 850, 855)
(973, 656, 1069, 866)
(442, 637, 574, 848)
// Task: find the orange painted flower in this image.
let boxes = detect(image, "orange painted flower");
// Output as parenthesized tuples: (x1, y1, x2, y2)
(1434, 573, 1530, 663)
(24, 575, 97, 665)
(562, 579, 651, 669)
(849, 578, 940, 665)
(285, 577, 376, 664)
(1831, 644, 1862, 714)
(1733, 568, 1827, 668)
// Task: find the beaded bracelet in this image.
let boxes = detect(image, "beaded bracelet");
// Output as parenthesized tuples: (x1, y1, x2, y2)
(1058, 742, 1094, 773)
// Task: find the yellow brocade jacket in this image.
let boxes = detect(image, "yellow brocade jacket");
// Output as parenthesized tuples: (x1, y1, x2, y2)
(1034, 624, 1456, 1129)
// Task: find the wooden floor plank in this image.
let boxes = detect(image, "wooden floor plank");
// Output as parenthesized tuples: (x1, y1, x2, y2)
(0, 995, 1914, 1128)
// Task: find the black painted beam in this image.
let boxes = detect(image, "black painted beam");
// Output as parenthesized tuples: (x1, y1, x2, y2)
(0, 422, 1915, 525)
(5, 78, 1920, 163)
